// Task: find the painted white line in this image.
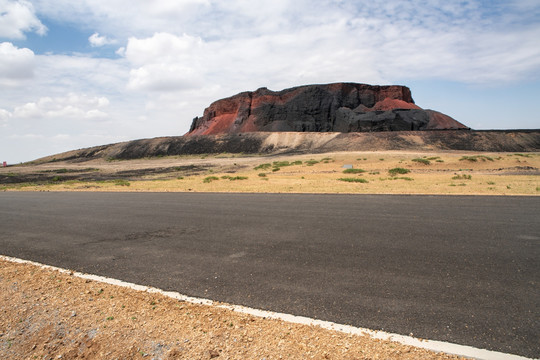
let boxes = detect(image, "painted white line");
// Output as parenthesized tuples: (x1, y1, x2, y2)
(1, 255, 535, 360)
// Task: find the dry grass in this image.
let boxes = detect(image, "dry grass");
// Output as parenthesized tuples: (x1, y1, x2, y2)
(2, 151, 538, 195)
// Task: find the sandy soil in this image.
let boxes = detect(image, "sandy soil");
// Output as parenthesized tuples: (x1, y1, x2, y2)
(0, 258, 467, 360)
(1, 150, 539, 195)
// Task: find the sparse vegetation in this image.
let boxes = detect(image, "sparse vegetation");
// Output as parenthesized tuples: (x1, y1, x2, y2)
(203, 176, 219, 183)
(460, 155, 494, 162)
(452, 174, 472, 180)
(258, 173, 267, 177)
(114, 180, 131, 186)
(342, 168, 366, 174)
(254, 163, 272, 170)
(273, 161, 291, 167)
(338, 177, 368, 183)
(412, 158, 430, 165)
(388, 168, 410, 176)
(305, 160, 319, 166)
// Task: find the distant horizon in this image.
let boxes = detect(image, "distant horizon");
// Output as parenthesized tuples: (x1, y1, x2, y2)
(1, 1, 539, 163)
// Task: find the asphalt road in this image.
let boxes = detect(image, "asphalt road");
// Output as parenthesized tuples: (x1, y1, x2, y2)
(0, 192, 538, 357)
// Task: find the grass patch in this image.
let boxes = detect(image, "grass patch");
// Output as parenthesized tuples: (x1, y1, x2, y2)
(258, 173, 267, 177)
(452, 174, 472, 180)
(460, 155, 494, 162)
(305, 160, 319, 166)
(388, 167, 410, 176)
(254, 163, 272, 170)
(412, 158, 430, 165)
(272, 161, 291, 167)
(114, 179, 130, 187)
(203, 176, 219, 183)
(338, 177, 369, 183)
(391, 177, 414, 181)
(342, 168, 366, 174)
(487, 181, 495, 185)
(514, 153, 532, 158)
(426, 156, 440, 160)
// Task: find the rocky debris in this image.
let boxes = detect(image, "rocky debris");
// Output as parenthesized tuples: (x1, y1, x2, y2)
(187, 83, 468, 136)
(21, 130, 539, 164)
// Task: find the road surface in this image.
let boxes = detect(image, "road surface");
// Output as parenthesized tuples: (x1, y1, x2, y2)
(0, 192, 538, 357)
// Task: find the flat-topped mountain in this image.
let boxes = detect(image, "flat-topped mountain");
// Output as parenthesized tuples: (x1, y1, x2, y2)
(187, 83, 468, 136)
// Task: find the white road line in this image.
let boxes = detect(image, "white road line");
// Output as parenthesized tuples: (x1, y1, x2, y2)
(1, 255, 535, 360)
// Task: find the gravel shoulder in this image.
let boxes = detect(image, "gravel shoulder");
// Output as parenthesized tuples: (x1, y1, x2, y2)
(0, 258, 467, 359)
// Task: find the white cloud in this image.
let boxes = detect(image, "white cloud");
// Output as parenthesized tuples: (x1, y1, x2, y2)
(88, 32, 116, 47)
(0, 42, 35, 82)
(124, 32, 205, 91)
(0, 0, 47, 39)
(12, 94, 110, 120)
(0, 108, 11, 127)
(2, 0, 540, 163)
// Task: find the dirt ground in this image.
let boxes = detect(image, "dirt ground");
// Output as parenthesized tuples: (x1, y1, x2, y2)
(1, 149, 538, 359)
(0, 258, 467, 360)
(1, 150, 539, 195)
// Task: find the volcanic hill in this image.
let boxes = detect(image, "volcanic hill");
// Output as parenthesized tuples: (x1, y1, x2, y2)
(187, 83, 468, 136)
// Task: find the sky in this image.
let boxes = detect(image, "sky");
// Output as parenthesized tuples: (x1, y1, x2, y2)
(1, 0, 539, 163)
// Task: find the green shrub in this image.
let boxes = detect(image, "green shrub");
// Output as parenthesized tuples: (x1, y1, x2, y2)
(203, 176, 219, 183)
(254, 163, 272, 170)
(412, 158, 430, 165)
(338, 177, 369, 183)
(452, 174, 472, 180)
(305, 160, 319, 166)
(227, 176, 248, 181)
(258, 173, 267, 177)
(114, 179, 130, 186)
(273, 161, 290, 167)
(342, 168, 366, 174)
(388, 167, 410, 176)
(391, 177, 414, 181)
(460, 155, 494, 162)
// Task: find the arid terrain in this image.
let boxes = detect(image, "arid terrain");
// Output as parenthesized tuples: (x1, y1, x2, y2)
(1, 131, 538, 359)
(1, 257, 468, 360)
(1, 150, 539, 195)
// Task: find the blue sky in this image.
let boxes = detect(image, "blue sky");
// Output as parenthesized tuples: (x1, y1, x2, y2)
(1, 0, 539, 163)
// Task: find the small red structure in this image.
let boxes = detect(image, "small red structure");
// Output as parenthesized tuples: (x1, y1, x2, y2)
(2, 161, 6, 167)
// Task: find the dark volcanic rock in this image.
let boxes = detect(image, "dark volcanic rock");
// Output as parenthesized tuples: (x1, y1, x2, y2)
(187, 83, 468, 136)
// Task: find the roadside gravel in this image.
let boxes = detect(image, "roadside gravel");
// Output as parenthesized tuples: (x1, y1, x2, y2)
(0, 258, 467, 359)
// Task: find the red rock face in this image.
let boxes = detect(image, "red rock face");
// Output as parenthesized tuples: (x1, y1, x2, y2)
(186, 83, 468, 135)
